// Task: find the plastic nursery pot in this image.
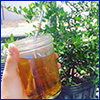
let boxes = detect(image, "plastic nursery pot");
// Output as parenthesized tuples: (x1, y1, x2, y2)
(55, 81, 96, 99)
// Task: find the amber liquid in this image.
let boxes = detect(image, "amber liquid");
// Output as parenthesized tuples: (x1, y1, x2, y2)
(18, 53, 61, 99)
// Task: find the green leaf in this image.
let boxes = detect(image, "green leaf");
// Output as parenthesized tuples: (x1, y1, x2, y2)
(33, 25, 36, 28)
(96, 61, 99, 65)
(27, 16, 32, 20)
(5, 43, 8, 48)
(78, 2, 81, 5)
(19, 6, 22, 9)
(13, 7, 17, 12)
(25, 33, 29, 36)
(94, 76, 99, 84)
(45, 25, 49, 29)
(18, 10, 21, 14)
(59, 68, 64, 74)
(81, 65, 85, 70)
(42, 19, 46, 22)
(26, 20, 29, 23)
(65, 1, 67, 5)
(92, 36, 97, 40)
(29, 3, 33, 7)
(80, 70, 85, 75)
(75, 16, 81, 21)
(60, 26, 64, 31)
(1, 58, 4, 63)
(69, 78, 72, 82)
(97, 68, 99, 75)
(23, 15, 27, 18)
(7, 39, 11, 43)
(7, 6, 11, 10)
(59, 7, 64, 14)
(45, 4, 48, 8)
(91, 1, 95, 3)
(59, 68, 63, 72)
(91, 41, 95, 49)
(10, 34, 14, 42)
(35, 2, 39, 7)
(77, 67, 81, 71)
(29, 32, 33, 36)
(90, 24, 93, 28)
(23, 7, 27, 12)
(76, 23, 80, 27)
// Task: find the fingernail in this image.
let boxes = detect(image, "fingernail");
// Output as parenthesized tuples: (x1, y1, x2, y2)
(8, 43, 15, 54)
(57, 63, 61, 68)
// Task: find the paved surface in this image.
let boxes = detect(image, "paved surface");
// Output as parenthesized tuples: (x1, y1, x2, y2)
(1, 19, 46, 37)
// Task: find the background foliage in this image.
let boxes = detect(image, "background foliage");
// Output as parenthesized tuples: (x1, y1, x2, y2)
(1, 1, 99, 87)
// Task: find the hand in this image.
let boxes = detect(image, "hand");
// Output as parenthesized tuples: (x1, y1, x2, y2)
(1, 44, 61, 99)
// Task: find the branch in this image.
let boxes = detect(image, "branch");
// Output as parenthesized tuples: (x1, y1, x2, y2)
(1, 5, 25, 16)
(1, 4, 38, 18)
(67, 1, 80, 12)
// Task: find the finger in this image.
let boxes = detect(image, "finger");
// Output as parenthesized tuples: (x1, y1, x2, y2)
(57, 63, 61, 68)
(55, 53, 58, 59)
(1, 44, 25, 99)
(3, 43, 19, 75)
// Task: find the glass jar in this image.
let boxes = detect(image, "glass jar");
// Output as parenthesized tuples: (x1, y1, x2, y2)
(13, 34, 61, 99)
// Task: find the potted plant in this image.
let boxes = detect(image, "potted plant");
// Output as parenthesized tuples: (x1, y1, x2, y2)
(45, 1, 99, 99)
(1, 1, 99, 99)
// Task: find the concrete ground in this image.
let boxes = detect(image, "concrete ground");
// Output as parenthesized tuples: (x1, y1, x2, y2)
(1, 19, 46, 37)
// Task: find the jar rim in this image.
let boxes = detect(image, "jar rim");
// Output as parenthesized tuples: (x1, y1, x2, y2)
(12, 34, 53, 54)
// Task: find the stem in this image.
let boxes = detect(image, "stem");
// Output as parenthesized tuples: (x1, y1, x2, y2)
(1, 5, 25, 16)
(67, 1, 80, 12)
(1, 4, 38, 17)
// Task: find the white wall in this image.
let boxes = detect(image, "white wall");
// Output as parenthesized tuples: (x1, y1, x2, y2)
(2, 1, 35, 20)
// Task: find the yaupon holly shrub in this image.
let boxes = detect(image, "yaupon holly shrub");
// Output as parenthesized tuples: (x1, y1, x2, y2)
(1, 1, 99, 87)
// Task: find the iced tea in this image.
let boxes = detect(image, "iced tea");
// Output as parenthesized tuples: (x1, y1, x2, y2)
(17, 52, 61, 99)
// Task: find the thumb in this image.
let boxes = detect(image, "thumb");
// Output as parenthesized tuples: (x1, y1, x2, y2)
(1, 44, 28, 99)
(3, 43, 19, 76)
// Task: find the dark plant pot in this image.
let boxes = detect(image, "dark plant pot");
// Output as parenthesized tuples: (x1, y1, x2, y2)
(55, 81, 96, 99)
(1, 62, 5, 81)
(1, 36, 26, 43)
